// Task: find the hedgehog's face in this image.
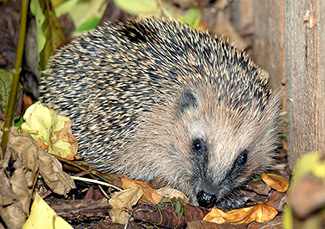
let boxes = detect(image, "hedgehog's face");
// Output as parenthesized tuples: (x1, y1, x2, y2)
(175, 86, 280, 208)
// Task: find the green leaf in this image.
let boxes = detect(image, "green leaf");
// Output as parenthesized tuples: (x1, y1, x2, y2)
(180, 7, 201, 28)
(55, 0, 108, 34)
(75, 16, 100, 33)
(30, 0, 65, 71)
(114, 0, 158, 15)
(14, 116, 24, 128)
(0, 70, 22, 129)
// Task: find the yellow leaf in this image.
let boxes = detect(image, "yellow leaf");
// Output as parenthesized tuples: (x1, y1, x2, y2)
(21, 102, 78, 159)
(312, 160, 325, 178)
(261, 173, 289, 192)
(289, 151, 320, 194)
(203, 204, 278, 224)
(23, 193, 72, 229)
(203, 208, 227, 224)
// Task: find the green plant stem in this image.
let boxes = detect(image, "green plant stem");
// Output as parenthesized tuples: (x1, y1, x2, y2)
(0, 0, 29, 160)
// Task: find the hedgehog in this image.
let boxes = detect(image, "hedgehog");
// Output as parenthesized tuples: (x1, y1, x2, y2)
(40, 17, 280, 208)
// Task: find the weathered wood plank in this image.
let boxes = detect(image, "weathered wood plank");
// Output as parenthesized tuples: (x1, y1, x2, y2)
(252, 0, 285, 91)
(316, 0, 325, 155)
(285, 0, 324, 169)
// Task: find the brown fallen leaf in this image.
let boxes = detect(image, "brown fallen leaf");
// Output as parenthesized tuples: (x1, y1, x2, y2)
(0, 128, 43, 228)
(266, 190, 287, 212)
(131, 202, 209, 228)
(0, 127, 76, 228)
(109, 186, 143, 224)
(203, 203, 278, 224)
(83, 186, 104, 201)
(187, 220, 224, 229)
(121, 176, 162, 204)
(156, 186, 190, 204)
(247, 215, 283, 228)
(244, 180, 272, 196)
(38, 146, 76, 197)
(261, 173, 289, 192)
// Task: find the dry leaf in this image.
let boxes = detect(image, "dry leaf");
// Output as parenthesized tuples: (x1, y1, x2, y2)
(0, 127, 76, 228)
(156, 186, 189, 204)
(21, 102, 78, 160)
(203, 204, 278, 224)
(266, 190, 287, 212)
(187, 220, 226, 229)
(109, 186, 143, 224)
(0, 128, 42, 228)
(38, 148, 76, 197)
(261, 173, 289, 192)
(121, 176, 162, 204)
(244, 180, 272, 195)
(131, 201, 208, 228)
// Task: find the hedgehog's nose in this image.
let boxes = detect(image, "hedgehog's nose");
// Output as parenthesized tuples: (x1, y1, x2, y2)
(197, 190, 217, 208)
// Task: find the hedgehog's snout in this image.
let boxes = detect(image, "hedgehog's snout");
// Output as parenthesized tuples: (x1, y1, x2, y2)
(197, 190, 217, 208)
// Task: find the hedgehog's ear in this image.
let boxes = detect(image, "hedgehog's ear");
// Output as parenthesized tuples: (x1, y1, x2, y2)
(178, 89, 198, 114)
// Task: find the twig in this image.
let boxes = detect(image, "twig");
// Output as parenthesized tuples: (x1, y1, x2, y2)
(0, 0, 29, 160)
(71, 176, 122, 191)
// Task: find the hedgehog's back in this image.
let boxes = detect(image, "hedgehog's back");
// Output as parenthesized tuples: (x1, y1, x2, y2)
(40, 17, 270, 158)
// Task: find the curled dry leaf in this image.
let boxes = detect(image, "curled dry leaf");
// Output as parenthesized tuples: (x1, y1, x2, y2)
(261, 173, 289, 192)
(156, 186, 190, 204)
(203, 203, 278, 225)
(121, 176, 162, 204)
(38, 148, 76, 197)
(0, 127, 42, 228)
(265, 190, 287, 212)
(21, 102, 78, 160)
(109, 186, 143, 224)
(187, 220, 225, 229)
(0, 127, 76, 228)
(244, 180, 272, 196)
(131, 201, 209, 228)
(131, 203, 181, 228)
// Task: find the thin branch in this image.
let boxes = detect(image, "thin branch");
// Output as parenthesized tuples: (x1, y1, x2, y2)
(1, 0, 29, 160)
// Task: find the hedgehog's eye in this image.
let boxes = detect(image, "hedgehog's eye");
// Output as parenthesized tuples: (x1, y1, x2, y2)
(237, 150, 248, 166)
(192, 139, 203, 153)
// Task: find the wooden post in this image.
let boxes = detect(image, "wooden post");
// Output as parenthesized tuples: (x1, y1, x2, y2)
(251, 0, 324, 169)
(285, 0, 325, 169)
(252, 0, 285, 91)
